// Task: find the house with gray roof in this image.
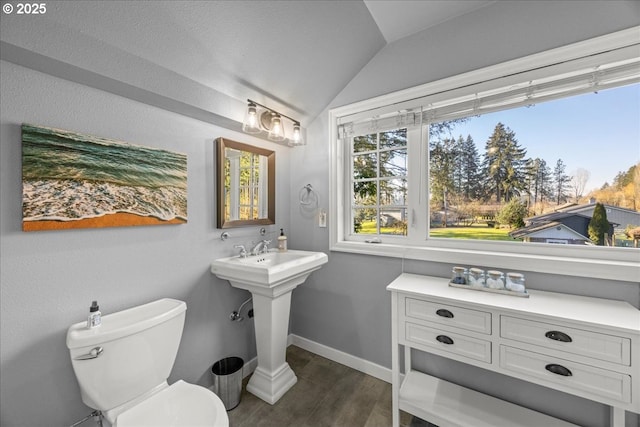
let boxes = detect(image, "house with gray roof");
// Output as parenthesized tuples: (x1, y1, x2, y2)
(510, 201, 639, 245)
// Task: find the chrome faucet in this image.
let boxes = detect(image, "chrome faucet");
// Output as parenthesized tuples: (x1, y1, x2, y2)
(250, 239, 271, 256)
(234, 244, 248, 258)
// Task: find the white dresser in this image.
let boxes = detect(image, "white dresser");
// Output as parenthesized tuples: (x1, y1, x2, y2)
(387, 273, 640, 427)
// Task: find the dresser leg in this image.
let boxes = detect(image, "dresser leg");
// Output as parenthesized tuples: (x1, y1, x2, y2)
(610, 406, 624, 427)
(391, 292, 400, 427)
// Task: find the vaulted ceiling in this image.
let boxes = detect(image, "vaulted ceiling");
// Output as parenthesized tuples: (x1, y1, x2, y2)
(364, 0, 495, 43)
(0, 1, 497, 125)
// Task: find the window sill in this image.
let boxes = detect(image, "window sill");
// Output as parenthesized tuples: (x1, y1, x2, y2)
(330, 240, 639, 283)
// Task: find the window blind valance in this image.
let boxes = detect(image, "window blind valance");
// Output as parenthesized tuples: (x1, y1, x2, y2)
(338, 44, 640, 138)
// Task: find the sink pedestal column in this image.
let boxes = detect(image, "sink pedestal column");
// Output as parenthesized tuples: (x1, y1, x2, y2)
(212, 252, 328, 406)
(246, 291, 297, 405)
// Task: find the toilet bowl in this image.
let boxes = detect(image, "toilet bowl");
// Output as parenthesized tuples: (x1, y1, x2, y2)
(66, 298, 229, 427)
(113, 380, 227, 427)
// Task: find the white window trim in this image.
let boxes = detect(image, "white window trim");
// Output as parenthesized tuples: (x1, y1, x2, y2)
(329, 26, 640, 282)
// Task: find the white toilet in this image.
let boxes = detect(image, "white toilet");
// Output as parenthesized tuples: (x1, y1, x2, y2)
(66, 298, 229, 427)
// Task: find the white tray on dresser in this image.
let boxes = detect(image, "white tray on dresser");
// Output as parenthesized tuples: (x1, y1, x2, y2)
(448, 281, 530, 297)
(388, 273, 640, 427)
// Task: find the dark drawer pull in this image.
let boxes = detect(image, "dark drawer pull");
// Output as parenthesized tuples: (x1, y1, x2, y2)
(436, 309, 454, 318)
(545, 363, 572, 377)
(545, 330, 572, 343)
(436, 335, 454, 345)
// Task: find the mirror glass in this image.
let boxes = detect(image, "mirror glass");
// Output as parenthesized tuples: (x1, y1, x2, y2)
(216, 138, 275, 228)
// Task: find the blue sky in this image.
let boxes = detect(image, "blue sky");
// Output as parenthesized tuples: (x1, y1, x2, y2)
(446, 83, 640, 192)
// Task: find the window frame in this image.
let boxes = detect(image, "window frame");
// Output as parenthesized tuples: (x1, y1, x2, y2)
(348, 126, 414, 241)
(329, 27, 640, 282)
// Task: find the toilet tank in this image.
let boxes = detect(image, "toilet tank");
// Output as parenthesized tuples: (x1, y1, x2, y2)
(66, 298, 187, 411)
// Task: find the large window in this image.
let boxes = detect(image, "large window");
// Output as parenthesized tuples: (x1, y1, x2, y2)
(426, 84, 639, 247)
(330, 27, 639, 281)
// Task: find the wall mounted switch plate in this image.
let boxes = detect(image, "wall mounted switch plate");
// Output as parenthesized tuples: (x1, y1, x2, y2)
(319, 210, 327, 228)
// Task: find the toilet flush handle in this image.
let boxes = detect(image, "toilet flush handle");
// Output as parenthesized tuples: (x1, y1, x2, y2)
(75, 346, 103, 360)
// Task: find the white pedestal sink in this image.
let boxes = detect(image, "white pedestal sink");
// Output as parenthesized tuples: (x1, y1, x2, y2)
(211, 250, 328, 404)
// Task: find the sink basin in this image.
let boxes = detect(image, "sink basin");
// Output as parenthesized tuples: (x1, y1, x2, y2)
(211, 250, 328, 296)
(211, 249, 328, 405)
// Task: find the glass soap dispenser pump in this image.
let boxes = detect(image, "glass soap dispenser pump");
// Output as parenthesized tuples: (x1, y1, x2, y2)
(278, 228, 288, 252)
(87, 300, 102, 329)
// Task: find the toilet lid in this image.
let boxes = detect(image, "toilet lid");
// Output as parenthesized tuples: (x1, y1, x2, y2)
(115, 380, 229, 427)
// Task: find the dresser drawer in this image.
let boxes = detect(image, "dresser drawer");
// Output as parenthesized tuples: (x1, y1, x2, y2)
(405, 298, 491, 334)
(405, 322, 492, 363)
(500, 316, 631, 366)
(500, 346, 631, 404)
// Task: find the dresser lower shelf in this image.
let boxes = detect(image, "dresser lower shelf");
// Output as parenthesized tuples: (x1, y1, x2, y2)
(399, 370, 578, 427)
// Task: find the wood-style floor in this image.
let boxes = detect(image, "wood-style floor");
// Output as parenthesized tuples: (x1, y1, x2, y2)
(228, 345, 431, 427)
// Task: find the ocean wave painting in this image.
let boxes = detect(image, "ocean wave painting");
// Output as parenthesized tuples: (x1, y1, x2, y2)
(22, 124, 187, 231)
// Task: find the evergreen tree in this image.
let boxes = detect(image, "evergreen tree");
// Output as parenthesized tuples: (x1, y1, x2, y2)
(553, 158, 570, 205)
(535, 158, 553, 205)
(496, 198, 527, 228)
(588, 202, 609, 246)
(452, 136, 465, 196)
(378, 129, 407, 206)
(353, 134, 378, 201)
(459, 135, 482, 201)
(482, 123, 527, 203)
(523, 157, 554, 214)
(353, 129, 407, 203)
(430, 134, 482, 206)
(429, 137, 456, 208)
(524, 158, 538, 211)
(428, 119, 470, 209)
(613, 164, 637, 189)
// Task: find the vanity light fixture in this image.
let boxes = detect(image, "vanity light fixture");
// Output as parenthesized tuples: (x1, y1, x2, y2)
(242, 101, 261, 134)
(268, 113, 285, 142)
(242, 99, 305, 146)
(291, 122, 303, 146)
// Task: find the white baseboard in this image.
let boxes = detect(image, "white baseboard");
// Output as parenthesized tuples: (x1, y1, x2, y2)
(240, 334, 392, 383)
(287, 334, 392, 383)
(242, 356, 258, 379)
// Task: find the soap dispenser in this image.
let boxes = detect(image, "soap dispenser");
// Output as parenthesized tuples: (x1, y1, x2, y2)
(278, 228, 288, 252)
(87, 300, 102, 329)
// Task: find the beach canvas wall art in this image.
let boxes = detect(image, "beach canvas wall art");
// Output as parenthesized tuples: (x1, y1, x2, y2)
(22, 124, 187, 231)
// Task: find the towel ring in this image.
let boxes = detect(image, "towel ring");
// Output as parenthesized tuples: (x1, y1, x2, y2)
(299, 184, 318, 207)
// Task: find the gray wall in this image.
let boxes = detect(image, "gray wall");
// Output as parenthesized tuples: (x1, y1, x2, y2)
(0, 61, 291, 426)
(289, 2, 640, 427)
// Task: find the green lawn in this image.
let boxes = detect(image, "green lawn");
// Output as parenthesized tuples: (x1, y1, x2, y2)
(430, 225, 517, 241)
(358, 221, 405, 235)
(357, 221, 518, 241)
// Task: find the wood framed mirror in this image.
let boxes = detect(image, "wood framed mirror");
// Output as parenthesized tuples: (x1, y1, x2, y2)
(216, 137, 275, 228)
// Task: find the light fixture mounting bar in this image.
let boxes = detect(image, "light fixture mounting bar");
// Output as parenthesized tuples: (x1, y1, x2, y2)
(247, 99, 300, 125)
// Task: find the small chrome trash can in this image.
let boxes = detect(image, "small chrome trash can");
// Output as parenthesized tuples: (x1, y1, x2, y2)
(211, 356, 244, 410)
